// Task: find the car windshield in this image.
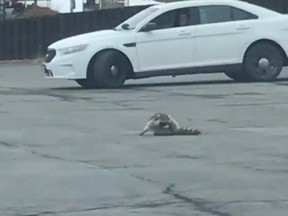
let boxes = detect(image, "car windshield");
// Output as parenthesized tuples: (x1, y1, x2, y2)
(115, 6, 160, 30)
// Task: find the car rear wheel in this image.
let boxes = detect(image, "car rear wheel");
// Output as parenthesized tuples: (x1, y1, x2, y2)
(243, 43, 284, 82)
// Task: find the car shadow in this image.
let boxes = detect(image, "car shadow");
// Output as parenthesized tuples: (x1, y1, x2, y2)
(49, 77, 288, 91)
(125, 79, 235, 88)
(49, 79, 234, 91)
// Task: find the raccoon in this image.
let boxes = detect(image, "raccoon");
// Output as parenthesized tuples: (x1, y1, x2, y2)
(139, 113, 201, 136)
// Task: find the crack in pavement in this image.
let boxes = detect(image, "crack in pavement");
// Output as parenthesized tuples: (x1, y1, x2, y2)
(0, 88, 105, 103)
(165, 154, 205, 160)
(212, 199, 288, 210)
(0, 140, 227, 216)
(163, 185, 231, 216)
(14, 205, 124, 216)
(30, 150, 99, 168)
(30, 150, 148, 171)
(0, 140, 155, 173)
(129, 173, 160, 185)
(0, 141, 102, 169)
(112, 101, 146, 111)
(100, 165, 151, 170)
(31, 150, 153, 170)
(233, 92, 265, 96)
(168, 92, 228, 99)
(221, 101, 288, 107)
(13, 199, 183, 216)
(207, 119, 227, 124)
(240, 165, 288, 174)
(0, 87, 153, 111)
(0, 140, 17, 148)
(100, 172, 232, 216)
(0, 139, 153, 171)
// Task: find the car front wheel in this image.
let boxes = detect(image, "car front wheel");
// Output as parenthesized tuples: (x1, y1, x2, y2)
(75, 50, 130, 89)
(91, 50, 130, 88)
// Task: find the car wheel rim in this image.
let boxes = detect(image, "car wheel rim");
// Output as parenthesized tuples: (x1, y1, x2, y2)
(110, 65, 119, 77)
(109, 63, 123, 81)
(253, 56, 279, 76)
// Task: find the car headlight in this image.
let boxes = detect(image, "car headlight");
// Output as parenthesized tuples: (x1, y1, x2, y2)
(58, 44, 88, 56)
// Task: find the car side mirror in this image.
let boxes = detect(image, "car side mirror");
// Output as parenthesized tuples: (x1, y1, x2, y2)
(141, 22, 157, 32)
(121, 23, 130, 30)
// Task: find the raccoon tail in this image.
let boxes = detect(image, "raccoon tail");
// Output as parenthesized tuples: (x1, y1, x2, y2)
(174, 127, 201, 136)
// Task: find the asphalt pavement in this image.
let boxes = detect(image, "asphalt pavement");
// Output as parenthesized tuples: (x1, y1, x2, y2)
(0, 63, 288, 216)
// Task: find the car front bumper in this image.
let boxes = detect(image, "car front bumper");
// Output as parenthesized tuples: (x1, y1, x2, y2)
(41, 62, 81, 79)
(41, 48, 88, 79)
(42, 64, 53, 77)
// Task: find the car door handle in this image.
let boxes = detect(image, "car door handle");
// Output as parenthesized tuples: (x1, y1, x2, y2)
(237, 26, 250, 30)
(178, 31, 191, 36)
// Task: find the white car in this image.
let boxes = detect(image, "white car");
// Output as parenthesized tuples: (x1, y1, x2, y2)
(42, 0, 288, 88)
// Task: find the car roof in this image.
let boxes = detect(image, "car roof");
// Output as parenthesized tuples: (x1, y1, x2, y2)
(152, 0, 242, 9)
(150, 0, 281, 17)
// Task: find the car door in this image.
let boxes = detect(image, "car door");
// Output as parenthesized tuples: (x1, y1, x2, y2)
(194, 5, 258, 67)
(135, 7, 198, 73)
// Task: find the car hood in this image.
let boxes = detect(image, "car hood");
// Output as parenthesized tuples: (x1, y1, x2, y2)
(49, 29, 128, 49)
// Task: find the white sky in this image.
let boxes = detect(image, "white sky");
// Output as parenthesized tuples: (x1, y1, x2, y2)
(17, 0, 162, 12)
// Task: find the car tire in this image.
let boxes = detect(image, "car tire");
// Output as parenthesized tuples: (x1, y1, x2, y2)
(224, 71, 249, 82)
(75, 79, 95, 89)
(88, 50, 130, 89)
(243, 43, 284, 82)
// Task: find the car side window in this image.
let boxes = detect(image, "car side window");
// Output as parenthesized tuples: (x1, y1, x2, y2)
(145, 7, 198, 31)
(232, 7, 258, 20)
(199, 5, 232, 24)
(198, 5, 258, 25)
(150, 10, 177, 30)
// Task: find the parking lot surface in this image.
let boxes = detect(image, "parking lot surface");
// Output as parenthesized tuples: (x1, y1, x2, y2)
(0, 63, 288, 216)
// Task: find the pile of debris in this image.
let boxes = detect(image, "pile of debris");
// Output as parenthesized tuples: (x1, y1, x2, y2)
(1, 0, 57, 20)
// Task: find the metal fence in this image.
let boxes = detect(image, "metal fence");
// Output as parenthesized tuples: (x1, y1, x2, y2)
(243, 0, 288, 13)
(0, 5, 147, 60)
(0, 0, 288, 60)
